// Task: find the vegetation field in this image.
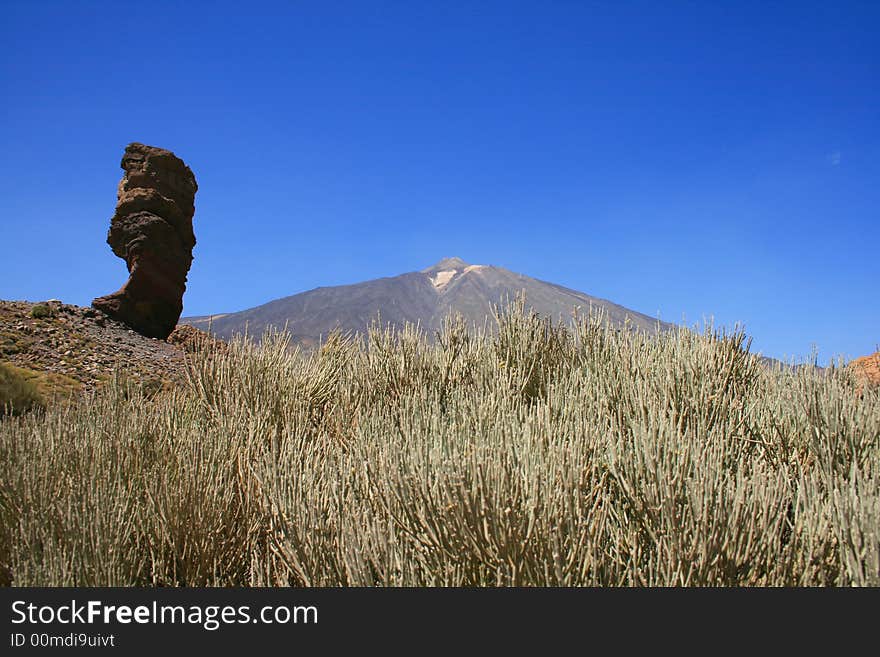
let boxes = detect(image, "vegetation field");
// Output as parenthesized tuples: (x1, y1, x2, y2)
(1, 305, 878, 586)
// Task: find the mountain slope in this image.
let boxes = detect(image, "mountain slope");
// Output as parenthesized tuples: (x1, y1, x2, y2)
(181, 257, 671, 344)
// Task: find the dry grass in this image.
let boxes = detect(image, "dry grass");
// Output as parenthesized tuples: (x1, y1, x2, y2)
(1, 303, 877, 586)
(0, 362, 45, 416)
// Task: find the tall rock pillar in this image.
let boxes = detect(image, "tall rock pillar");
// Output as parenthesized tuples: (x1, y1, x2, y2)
(92, 143, 197, 339)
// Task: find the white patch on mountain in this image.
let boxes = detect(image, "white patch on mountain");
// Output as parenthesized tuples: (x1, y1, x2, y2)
(431, 270, 457, 290)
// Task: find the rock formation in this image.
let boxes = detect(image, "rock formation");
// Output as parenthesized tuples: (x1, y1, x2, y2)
(166, 324, 228, 355)
(92, 143, 197, 339)
(850, 350, 880, 394)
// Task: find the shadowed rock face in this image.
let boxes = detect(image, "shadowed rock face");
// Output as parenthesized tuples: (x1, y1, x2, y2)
(92, 143, 197, 339)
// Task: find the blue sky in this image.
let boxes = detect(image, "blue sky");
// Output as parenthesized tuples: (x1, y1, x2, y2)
(1, 1, 877, 363)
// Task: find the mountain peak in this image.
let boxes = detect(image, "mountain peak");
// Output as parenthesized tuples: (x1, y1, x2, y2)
(422, 257, 470, 274)
(181, 258, 672, 344)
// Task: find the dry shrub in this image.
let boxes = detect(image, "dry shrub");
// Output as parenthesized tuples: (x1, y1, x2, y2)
(1, 303, 877, 586)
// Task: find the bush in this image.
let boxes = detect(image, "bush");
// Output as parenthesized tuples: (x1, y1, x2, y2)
(0, 362, 44, 416)
(30, 304, 53, 319)
(0, 305, 877, 586)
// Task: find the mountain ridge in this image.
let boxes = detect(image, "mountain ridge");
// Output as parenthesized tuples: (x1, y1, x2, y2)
(180, 257, 673, 346)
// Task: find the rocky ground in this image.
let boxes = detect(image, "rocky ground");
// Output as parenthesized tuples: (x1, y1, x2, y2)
(0, 299, 219, 401)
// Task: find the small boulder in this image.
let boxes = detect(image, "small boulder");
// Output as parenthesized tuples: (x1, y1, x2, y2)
(167, 324, 228, 354)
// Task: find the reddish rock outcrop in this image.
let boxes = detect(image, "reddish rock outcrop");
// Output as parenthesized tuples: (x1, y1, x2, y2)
(850, 350, 880, 394)
(167, 324, 228, 354)
(92, 143, 197, 339)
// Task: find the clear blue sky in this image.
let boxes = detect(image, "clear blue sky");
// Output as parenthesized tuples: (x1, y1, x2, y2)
(1, 1, 877, 363)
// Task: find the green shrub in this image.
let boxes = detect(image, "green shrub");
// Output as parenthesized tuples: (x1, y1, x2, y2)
(0, 362, 45, 416)
(30, 304, 53, 319)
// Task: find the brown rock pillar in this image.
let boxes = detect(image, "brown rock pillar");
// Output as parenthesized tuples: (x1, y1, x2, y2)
(92, 143, 198, 339)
